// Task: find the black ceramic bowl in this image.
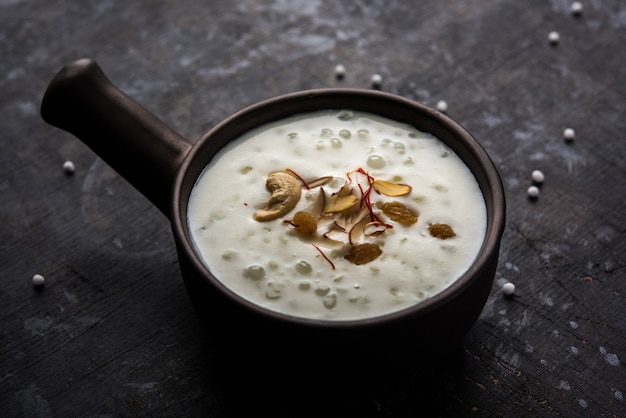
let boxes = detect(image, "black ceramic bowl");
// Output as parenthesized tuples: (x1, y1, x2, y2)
(42, 59, 505, 363)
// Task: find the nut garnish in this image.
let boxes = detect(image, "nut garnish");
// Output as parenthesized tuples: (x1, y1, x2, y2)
(310, 188, 326, 218)
(253, 166, 457, 268)
(373, 179, 412, 196)
(325, 194, 359, 213)
(306, 176, 333, 189)
(254, 171, 302, 222)
(381, 201, 418, 225)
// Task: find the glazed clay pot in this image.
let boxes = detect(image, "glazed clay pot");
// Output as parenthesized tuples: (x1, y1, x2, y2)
(41, 59, 505, 362)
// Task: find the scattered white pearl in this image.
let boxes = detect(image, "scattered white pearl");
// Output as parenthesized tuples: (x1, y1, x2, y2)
(527, 185, 540, 198)
(63, 160, 75, 175)
(32, 274, 45, 286)
(548, 31, 560, 45)
(570, 2, 583, 16)
(436, 100, 448, 113)
(532, 170, 545, 184)
(502, 282, 516, 295)
(370, 73, 383, 88)
(563, 128, 576, 142)
(334, 64, 346, 79)
(367, 154, 386, 169)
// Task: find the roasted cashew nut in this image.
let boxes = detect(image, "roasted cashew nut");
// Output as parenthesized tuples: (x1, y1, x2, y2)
(254, 172, 302, 222)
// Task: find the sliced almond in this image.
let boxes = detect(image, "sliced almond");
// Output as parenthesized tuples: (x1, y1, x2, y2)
(325, 194, 358, 213)
(346, 207, 370, 225)
(348, 215, 370, 245)
(322, 227, 347, 243)
(332, 219, 347, 232)
(309, 188, 326, 218)
(363, 221, 390, 237)
(333, 181, 353, 198)
(373, 179, 412, 196)
(307, 176, 333, 189)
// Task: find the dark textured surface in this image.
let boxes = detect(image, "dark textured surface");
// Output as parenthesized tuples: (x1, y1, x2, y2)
(1, 1, 625, 417)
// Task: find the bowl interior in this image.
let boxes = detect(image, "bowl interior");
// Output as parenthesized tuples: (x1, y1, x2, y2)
(172, 88, 505, 327)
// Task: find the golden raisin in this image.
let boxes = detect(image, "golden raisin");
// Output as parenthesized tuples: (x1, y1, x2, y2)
(428, 223, 456, 239)
(293, 211, 317, 235)
(344, 243, 383, 265)
(381, 201, 418, 225)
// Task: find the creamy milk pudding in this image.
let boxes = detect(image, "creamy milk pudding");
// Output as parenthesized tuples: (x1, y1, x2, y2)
(188, 110, 486, 321)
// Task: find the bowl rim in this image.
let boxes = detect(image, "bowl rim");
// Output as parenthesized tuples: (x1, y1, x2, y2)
(172, 88, 506, 329)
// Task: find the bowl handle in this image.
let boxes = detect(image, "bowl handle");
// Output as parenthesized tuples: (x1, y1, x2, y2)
(41, 58, 192, 218)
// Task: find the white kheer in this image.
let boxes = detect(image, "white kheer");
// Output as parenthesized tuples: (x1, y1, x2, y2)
(187, 110, 487, 321)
